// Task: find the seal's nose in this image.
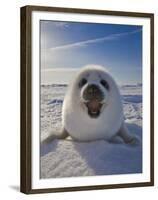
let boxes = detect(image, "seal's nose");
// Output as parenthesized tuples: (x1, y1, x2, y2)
(83, 83, 104, 102)
(87, 84, 99, 94)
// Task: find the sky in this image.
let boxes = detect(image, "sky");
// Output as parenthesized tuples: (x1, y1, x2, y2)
(40, 20, 142, 85)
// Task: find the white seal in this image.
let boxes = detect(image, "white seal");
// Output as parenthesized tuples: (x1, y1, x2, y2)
(44, 65, 139, 144)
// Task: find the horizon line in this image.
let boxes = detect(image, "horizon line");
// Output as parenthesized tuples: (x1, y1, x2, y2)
(41, 68, 79, 72)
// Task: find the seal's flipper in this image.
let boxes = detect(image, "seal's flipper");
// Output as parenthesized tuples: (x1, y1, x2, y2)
(41, 128, 69, 144)
(117, 122, 140, 145)
(108, 135, 124, 144)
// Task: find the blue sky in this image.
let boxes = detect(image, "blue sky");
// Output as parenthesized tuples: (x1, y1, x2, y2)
(40, 21, 142, 85)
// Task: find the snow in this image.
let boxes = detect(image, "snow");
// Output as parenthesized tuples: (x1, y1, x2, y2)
(40, 84, 142, 179)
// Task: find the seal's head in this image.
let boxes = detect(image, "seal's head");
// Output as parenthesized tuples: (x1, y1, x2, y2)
(74, 65, 114, 118)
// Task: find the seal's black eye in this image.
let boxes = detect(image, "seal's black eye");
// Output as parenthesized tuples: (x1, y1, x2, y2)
(79, 78, 87, 88)
(100, 79, 109, 90)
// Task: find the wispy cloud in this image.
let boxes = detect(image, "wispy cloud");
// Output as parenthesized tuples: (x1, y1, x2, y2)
(49, 29, 141, 51)
(42, 21, 69, 28)
(53, 22, 69, 28)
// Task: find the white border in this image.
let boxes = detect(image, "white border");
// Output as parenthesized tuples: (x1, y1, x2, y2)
(32, 11, 151, 189)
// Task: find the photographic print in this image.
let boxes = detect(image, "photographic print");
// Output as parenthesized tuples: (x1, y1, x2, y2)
(20, 6, 154, 194)
(40, 21, 142, 178)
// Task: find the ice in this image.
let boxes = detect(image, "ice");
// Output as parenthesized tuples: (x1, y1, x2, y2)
(40, 84, 142, 179)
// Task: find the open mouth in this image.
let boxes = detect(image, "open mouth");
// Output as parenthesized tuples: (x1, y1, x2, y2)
(85, 100, 103, 118)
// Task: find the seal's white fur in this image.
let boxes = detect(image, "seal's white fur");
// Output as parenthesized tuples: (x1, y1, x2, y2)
(62, 65, 124, 141)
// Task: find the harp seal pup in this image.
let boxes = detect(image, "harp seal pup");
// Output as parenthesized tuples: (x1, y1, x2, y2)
(43, 65, 139, 144)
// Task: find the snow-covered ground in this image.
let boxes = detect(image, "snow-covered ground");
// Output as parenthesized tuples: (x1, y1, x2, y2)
(40, 84, 142, 179)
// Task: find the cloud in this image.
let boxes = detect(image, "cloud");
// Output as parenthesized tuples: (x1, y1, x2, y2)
(42, 21, 69, 28)
(49, 29, 141, 51)
(53, 22, 69, 28)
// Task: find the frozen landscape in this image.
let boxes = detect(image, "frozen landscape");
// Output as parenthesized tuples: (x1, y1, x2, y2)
(40, 84, 142, 179)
